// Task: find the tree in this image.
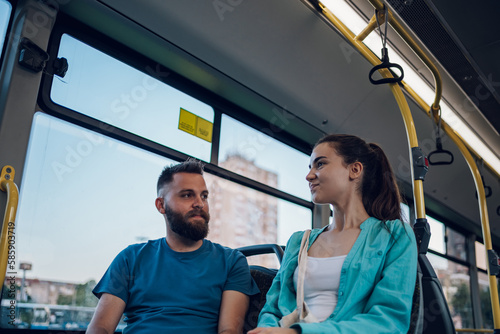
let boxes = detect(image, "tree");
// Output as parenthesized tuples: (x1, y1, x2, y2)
(451, 283, 473, 329)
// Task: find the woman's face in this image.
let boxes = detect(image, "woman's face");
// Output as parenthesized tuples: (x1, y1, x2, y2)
(306, 142, 352, 205)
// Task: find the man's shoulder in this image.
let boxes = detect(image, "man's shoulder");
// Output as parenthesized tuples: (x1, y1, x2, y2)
(122, 238, 163, 255)
(203, 239, 246, 262)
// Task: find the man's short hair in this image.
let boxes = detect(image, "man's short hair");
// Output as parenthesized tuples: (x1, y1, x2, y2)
(157, 158, 205, 195)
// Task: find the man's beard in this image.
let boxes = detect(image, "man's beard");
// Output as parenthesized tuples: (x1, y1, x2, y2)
(164, 205, 210, 241)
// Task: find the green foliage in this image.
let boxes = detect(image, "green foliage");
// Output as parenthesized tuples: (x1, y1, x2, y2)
(451, 283, 473, 328)
(57, 280, 97, 307)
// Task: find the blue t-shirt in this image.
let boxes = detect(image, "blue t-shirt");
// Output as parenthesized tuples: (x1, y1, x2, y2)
(93, 238, 259, 333)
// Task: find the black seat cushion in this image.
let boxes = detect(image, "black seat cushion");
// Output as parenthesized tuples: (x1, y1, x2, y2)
(244, 265, 278, 331)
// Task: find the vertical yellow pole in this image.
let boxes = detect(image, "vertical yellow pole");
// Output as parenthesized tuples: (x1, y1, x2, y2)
(0, 166, 19, 288)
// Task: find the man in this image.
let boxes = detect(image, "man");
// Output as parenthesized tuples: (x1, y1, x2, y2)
(87, 159, 259, 334)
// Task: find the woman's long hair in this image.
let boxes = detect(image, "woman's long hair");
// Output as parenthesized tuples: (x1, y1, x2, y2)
(316, 134, 402, 221)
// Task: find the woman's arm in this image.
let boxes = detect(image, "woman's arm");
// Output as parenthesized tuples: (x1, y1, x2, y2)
(256, 232, 303, 328)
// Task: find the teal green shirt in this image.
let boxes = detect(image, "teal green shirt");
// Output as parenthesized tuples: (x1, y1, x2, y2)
(258, 217, 418, 333)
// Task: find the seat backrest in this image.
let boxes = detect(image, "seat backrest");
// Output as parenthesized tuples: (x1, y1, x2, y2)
(237, 244, 283, 332)
(408, 263, 424, 334)
(419, 254, 456, 334)
(243, 265, 278, 332)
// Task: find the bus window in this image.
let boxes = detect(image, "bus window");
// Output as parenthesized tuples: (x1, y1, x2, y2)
(0, 0, 11, 61)
(51, 34, 214, 162)
(219, 114, 310, 201)
(476, 241, 487, 271)
(446, 227, 467, 262)
(206, 172, 312, 268)
(428, 214, 446, 254)
(2, 112, 172, 330)
(4, 110, 312, 329)
(477, 271, 498, 329)
(427, 253, 474, 330)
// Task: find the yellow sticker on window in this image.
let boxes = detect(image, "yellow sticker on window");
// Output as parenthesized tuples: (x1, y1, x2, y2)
(178, 108, 213, 143)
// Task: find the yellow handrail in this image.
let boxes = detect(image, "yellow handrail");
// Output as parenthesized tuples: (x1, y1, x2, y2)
(0, 166, 19, 288)
(318, 2, 426, 220)
(366, 0, 442, 113)
(456, 329, 494, 333)
(401, 81, 500, 330)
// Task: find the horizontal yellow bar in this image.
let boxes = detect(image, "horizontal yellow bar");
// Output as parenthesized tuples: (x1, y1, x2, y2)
(456, 329, 493, 333)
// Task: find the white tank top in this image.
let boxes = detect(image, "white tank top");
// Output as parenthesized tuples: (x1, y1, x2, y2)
(293, 255, 347, 322)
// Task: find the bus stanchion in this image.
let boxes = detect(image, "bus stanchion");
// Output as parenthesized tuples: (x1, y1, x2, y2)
(0, 166, 19, 292)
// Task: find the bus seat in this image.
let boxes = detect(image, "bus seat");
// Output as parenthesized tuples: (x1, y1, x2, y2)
(244, 265, 279, 331)
(237, 244, 284, 331)
(408, 264, 424, 334)
(419, 254, 456, 334)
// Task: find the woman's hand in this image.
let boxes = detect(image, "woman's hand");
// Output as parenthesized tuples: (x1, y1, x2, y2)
(247, 328, 299, 334)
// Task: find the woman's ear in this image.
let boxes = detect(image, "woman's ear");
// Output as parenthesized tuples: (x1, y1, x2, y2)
(349, 161, 364, 180)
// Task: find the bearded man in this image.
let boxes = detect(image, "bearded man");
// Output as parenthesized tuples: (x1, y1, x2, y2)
(87, 159, 259, 334)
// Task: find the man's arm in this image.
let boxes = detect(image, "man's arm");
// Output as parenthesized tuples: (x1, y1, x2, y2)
(217, 290, 250, 334)
(86, 293, 126, 334)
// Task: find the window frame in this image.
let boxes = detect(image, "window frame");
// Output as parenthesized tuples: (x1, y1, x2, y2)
(0, 0, 14, 67)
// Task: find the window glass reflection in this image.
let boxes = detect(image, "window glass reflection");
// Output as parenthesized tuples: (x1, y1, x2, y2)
(0, 0, 10, 60)
(477, 271, 496, 329)
(446, 228, 466, 261)
(52, 34, 213, 161)
(427, 215, 445, 254)
(476, 242, 487, 271)
(427, 253, 473, 329)
(205, 173, 312, 268)
(219, 115, 310, 201)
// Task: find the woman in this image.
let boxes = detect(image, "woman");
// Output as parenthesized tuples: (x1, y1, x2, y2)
(248, 134, 417, 334)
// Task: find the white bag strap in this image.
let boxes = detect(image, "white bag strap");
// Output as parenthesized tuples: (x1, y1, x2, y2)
(279, 230, 318, 327)
(295, 229, 311, 318)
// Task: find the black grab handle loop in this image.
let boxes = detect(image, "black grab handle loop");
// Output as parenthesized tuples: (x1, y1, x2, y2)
(428, 137, 454, 165)
(475, 175, 492, 199)
(369, 48, 404, 85)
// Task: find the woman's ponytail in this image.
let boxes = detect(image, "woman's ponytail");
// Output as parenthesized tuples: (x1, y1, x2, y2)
(364, 143, 401, 221)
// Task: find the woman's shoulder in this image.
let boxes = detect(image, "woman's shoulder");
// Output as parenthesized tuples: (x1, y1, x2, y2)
(285, 227, 324, 250)
(365, 217, 416, 242)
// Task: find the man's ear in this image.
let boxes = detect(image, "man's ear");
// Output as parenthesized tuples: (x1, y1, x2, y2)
(155, 197, 165, 214)
(349, 161, 364, 180)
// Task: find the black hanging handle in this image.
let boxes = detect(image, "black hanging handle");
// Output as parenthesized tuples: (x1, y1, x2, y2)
(475, 175, 492, 199)
(428, 137, 454, 165)
(369, 48, 404, 85)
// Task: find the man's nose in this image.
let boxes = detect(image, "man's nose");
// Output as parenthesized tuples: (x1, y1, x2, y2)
(193, 196, 204, 208)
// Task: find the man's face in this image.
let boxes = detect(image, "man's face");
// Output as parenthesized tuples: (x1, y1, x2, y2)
(160, 173, 210, 241)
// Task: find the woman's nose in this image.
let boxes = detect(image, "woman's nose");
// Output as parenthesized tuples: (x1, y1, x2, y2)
(306, 169, 316, 181)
